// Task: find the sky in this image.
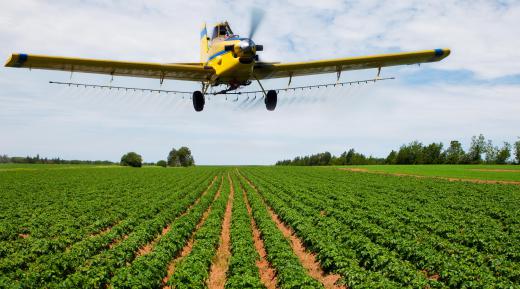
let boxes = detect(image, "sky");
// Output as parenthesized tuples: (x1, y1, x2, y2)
(1, 0, 519, 165)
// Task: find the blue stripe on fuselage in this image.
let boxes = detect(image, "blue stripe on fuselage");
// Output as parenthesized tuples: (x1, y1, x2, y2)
(224, 36, 241, 41)
(208, 50, 231, 61)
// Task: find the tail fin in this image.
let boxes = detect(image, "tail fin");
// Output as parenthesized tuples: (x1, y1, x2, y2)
(200, 23, 209, 62)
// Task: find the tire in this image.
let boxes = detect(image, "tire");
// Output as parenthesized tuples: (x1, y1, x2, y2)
(192, 91, 205, 112)
(265, 90, 277, 111)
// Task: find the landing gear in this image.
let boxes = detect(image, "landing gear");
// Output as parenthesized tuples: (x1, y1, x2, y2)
(193, 91, 205, 112)
(265, 90, 277, 111)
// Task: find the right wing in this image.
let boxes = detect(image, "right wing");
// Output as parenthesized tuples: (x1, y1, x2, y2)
(253, 49, 451, 79)
(5, 53, 215, 82)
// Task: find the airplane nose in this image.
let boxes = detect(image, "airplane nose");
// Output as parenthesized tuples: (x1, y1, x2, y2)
(239, 39, 255, 53)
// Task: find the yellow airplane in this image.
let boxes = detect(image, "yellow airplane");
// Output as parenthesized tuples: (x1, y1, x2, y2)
(5, 20, 450, 112)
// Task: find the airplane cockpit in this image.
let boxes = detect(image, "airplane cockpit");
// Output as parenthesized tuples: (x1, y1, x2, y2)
(211, 22, 235, 40)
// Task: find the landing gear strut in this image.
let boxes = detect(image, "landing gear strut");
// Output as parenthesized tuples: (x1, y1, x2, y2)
(265, 90, 277, 111)
(193, 91, 205, 112)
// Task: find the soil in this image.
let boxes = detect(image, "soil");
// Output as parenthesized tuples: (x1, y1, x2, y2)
(243, 189, 278, 289)
(207, 174, 234, 289)
(470, 169, 520, 173)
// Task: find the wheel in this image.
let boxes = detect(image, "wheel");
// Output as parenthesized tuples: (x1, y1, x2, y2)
(192, 91, 205, 112)
(265, 90, 277, 111)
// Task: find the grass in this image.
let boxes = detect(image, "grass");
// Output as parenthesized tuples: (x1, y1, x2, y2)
(341, 164, 520, 182)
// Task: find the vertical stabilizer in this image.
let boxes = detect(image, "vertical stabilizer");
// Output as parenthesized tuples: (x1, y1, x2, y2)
(200, 23, 209, 62)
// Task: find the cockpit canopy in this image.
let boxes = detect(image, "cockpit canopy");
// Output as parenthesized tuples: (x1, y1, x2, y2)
(211, 22, 234, 40)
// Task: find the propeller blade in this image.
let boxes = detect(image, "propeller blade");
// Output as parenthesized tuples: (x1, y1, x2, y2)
(249, 7, 265, 39)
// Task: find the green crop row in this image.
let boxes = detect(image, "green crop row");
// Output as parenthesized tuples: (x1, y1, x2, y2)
(55, 174, 220, 289)
(225, 173, 265, 289)
(237, 171, 324, 289)
(3, 171, 213, 286)
(240, 166, 520, 289)
(166, 174, 231, 288)
(109, 174, 223, 288)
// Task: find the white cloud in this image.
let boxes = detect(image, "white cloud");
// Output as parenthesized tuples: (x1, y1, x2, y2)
(0, 0, 519, 164)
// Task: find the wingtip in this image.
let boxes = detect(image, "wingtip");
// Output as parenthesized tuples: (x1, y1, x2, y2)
(5, 53, 28, 67)
(4, 53, 16, 67)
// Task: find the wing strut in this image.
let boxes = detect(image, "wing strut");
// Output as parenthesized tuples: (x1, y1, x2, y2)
(253, 75, 268, 97)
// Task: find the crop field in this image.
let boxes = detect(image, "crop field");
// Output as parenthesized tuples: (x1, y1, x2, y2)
(1, 165, 520, 288)
(342, 164, 520, 182)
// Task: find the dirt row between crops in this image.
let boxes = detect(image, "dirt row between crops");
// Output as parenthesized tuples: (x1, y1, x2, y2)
(239, 171, 346, 289)
(242, 185, 278, 289)
(339, 168, 520, 185)
(137, 175, 218, 257)
(469, 169, 520, 173)
(207, 174, 234, 289)
(162, 175, 224, 288)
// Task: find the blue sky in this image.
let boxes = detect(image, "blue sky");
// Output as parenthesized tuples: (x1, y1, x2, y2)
(1, 0, 519, 164)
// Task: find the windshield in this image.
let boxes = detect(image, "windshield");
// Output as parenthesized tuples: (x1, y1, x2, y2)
(211, 24, 234, 40)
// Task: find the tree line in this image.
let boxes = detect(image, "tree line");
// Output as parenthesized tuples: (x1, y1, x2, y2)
(0, 154, 114, 165)
(1, 146, 196, 168)
(276, 135, 520, 166)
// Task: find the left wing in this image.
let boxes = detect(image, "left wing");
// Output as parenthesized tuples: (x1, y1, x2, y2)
(253, 49, 450, 79)
(4, 54, 214, 81)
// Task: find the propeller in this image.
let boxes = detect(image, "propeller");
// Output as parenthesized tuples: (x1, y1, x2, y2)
(248, 7, 265, 40)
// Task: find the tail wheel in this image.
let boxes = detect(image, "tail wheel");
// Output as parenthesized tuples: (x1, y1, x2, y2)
(265, 90, 277, 111)
(192, 91, 205, 112)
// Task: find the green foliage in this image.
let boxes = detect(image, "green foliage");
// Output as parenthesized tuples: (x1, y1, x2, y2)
(0, 166, 221, 287)
(156, 160, 167, 167)
(120, 152, 143, 167)
(277, 149, 384, 166)
(167, 176, 229, 288)
(2, 165, 520, 288)
(168, 147, 195, 167)
(0, 153, 114, 165)
(515, 139, 520, 164)
(277, 135, 518, 166)
(467, 134, 486, 163)
(167, 148, 179, 166)
(241, 166, 520, 288)
(226, 174, 265, 289)
(385, 150, 397, 164)
(445, 140, 465, 164)
(238, 173, 324, 289)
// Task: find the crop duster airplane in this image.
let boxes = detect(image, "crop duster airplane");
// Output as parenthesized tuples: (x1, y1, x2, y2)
(5, 17, 450, 112)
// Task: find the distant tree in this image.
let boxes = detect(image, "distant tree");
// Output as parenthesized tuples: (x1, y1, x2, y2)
(515, 139, 520, 164)
(167, 148, 180, 167)
(385, 150, 397, 164)
(345, 149, 355, 165)
(0, 154, 9, 163)
(177, 147, 195, 167)
(445, 140, 465, 164)
(396, 141, 424, 164)
(496, 142, 511, 164)
(485, 140, 499, 164)
(467, 134, 486, 164)
(423, 142, 444, 164)
(167, 147, 195, 167)
(120, 152, 143, 167)
(156, 160, 167, 167)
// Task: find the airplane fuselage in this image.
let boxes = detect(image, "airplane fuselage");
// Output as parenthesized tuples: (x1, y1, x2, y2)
(205, 37, 255, 86)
